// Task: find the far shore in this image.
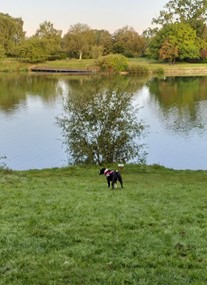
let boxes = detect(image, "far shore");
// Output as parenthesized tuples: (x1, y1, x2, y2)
(1, 57, 207, 76)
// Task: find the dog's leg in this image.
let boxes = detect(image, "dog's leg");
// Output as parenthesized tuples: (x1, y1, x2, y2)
(118, 173, 123, 188)
(107, 177, 111, 188)
(111, 178, 115, 189)
(111, 173, 117, 190)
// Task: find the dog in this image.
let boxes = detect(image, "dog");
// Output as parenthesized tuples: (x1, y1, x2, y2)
(99, 167, 123, 189)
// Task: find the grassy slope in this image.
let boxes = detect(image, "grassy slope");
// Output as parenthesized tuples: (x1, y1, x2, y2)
(1, 164, 207, 285)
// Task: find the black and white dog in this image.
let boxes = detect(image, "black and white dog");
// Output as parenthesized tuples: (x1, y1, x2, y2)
(99, 167, 123, 189)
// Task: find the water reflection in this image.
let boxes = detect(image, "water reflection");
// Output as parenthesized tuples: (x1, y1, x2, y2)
(0, 73, 66, 170)
(148, 77, 207, 134)
(57, 76, 147, 165)
(135, 76, 207, 169)
(0, 73, 207, 170)
(0, 73, 60, 113)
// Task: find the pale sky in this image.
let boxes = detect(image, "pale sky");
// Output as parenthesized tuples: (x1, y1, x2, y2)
(1, 0, 168, 36)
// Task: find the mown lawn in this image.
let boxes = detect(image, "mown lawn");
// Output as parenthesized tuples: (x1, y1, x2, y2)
(1, 164, 207, 284)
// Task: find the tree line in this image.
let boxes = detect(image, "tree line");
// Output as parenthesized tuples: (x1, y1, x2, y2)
(1, 0, 207, 63)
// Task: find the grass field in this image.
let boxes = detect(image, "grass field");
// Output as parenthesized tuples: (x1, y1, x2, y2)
(1, 164, 207, 284)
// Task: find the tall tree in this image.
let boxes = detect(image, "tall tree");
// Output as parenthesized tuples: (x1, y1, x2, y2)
(35, 21, 62, 40)
(17, 37, 52, 63)
(92, 29, 113, 55)
(152, 0, 207, 37)
(34, 21, 62, 58)
(0, 13, 25, 57)
(113, 26, 145, 57)
(62, 23, 94, 59)
(149, 22, 201, 62)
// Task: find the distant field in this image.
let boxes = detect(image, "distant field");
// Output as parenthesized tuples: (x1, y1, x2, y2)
(1, 164, 207, 284)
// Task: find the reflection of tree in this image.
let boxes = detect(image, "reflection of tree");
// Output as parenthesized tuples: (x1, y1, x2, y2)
(148, 76, 207, 133)
(0, 74, 59, 113)
(57, 76, 146, 165)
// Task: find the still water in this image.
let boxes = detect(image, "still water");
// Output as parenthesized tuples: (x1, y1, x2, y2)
(0, 74, 207, 170)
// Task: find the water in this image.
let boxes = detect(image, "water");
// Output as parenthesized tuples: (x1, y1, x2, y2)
(134, 84, 207, 170)
(0, 74, 207, 170)
(0, 74, 67, 170)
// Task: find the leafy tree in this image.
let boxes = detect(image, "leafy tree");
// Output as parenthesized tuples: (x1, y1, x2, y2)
(34, 21, 63, 59)
(17, 37, 50, 63)
(62, 23, 94, 59)
(57, 76, 146, 165)
(159, 39, 178, 63)
(142, 28, 159, 57)
(0, 13, 25, 57)
(35, 21, 62, 39)
(92, 29, 113, 55)
(112, 26, 145, 57)
(149, 22, 201, 62)
(90, 45, 104, 59)
(152, 0, 207, 37)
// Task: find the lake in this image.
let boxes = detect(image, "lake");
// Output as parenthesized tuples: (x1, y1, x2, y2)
(0, 73, 207, 170)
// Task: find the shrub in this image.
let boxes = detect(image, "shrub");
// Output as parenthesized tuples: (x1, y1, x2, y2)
(127, 63, 149, 75)
(96, 54, 128, 73)
(153, 67, 164, 75)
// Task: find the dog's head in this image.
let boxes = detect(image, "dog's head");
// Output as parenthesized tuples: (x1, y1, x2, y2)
(99, 168, 106, 175)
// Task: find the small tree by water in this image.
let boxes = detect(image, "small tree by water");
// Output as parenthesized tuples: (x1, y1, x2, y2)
(57, 76, 147, 165)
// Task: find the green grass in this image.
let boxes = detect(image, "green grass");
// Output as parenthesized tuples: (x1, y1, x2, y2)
(34, 58, 97, 70)
(1, 164, 207, 284)
(0, 58, 29, 72)
(0, 58, 96, 72)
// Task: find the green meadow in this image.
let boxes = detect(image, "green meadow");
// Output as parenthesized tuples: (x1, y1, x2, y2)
(1, 164, 207, 284)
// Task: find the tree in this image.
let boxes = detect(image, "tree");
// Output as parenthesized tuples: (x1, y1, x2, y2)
(112, 26, 145, 57)
(0, 13, 25, 57)
(17, 37, 50, 63)
(159, 39, 179, 63)
(149, 22, 201, 62)
(62, 23, 94, 59)
(35, 21, 62, 40)
(90, 45, 104, 59)
(92, 29, 113, 55)
(57, 76, 146, 165)
(152, 0, 207, 37)
(34, 21, 63, 60)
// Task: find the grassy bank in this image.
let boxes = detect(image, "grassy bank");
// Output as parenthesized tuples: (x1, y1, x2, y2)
(1, 164, 207, 284)
(1, 57, 207, 76)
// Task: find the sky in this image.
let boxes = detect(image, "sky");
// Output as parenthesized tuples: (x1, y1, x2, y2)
(1, 0, 168, 36)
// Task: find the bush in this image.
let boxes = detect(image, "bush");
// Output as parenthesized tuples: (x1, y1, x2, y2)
(96, 54, 128, 73)
(127, 63, 149, 75)
(48, 51, 68, 61)
(153, 67, 164, 75)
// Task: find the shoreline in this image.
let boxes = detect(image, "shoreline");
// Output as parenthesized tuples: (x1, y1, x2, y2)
(1, 58, 207, 76)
